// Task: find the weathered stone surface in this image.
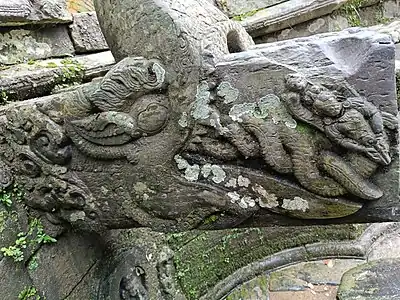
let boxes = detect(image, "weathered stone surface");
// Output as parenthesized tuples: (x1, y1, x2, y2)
(337, 258, 400, 300)
(0, 25, 74, 65)
(0, 259, 35, 300)
(0, 51, 115, 101)
(254, 1, 395, 44)
(224, 275, 269, 299)
(0, 0, 395, 243)
(368, 227, 400, 260)
(239, 0, 349, 37)
(269, 259, 365, 291)
(0, 0, 72, 26)
(69, 12, 109, 53)
(216, 0, 288, 18)
(28, 232, 103, 299)
(67, 0, 95, 13)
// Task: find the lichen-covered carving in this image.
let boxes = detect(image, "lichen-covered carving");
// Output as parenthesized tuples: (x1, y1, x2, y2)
(0, 0, 397, 234)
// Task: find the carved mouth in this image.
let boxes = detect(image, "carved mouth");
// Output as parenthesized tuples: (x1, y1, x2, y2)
(175, 151, 364, 220)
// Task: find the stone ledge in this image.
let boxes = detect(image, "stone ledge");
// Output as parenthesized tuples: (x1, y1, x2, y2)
(0, 25, 75, 65)
(239, 0, 381, 37)
(216, 0, 288, 18)
(69, 12, 109, 53)
(0, 51, 115, 101)
(0, 0, 72, 26)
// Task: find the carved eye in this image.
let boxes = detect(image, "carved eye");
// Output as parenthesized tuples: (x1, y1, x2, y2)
(137, 103, 169, 134)
(367, 138, 377, 145)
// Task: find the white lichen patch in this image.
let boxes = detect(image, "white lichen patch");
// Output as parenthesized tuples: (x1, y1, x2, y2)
(259, 94, 297, 128)
(201, 163, 213, 178)
(174, 154, 190, 170)
(191, 81, 212, 120)
(228, 192, 256, 209)
(217, 81, 239, 104)
(238, 175, 251, 187)
(282, 197, 309, 212)
(69, 211, 86, 222)
(229, 102, 256, 122)
(174, 154, 200, 182)
(225, 178, 237, 188)
(228, 191, 241, 203)
(152, 62, 166, 84)
(178, 112, 188, 128)
(210, 165, 226, 183)
(200, 164, 226, 184)
(184, 165, 200, 182)
(252, 184, 279, 208)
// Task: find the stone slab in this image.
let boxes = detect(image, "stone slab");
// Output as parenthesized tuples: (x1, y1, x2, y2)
(216, 0, 288, 18)
(240, 0, 349, 37)
(69, 12, 109, 53)
(28, 232, 103, 299)
(239, 0, 382, 38)
(337, 258, 400, 300)
(0, 25, 75, 65)
(0, 0, 72, 26)
(269, 259, 365, 291)
(254, 2, 392, 44)
(67, 0, 95, 13)
(0, 51, 115, 101)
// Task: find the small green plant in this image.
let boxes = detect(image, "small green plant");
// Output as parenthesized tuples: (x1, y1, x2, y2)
(45, 62, 58, 68)
(0, 183, 24, 208)
(55, 59, 85, 87)
(18, 286, 42, 300)
(28, 256, 39, 271)
(232, 8, 262, 21)
(0, 89, 9, 105)
(338, 0, 367, 27)
(0, 191, 12, 207)
(27, 59, 36, 65)
(1, 218, 57, 262)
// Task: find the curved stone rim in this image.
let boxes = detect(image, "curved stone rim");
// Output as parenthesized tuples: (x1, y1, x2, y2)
(201, 222, 400, 300)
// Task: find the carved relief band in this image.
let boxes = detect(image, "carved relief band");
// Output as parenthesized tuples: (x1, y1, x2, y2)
(0, 0, 398, 235)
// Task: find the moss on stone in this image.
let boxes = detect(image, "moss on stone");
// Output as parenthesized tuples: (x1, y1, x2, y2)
(232, 9, 263, 21)
(169, 225, 365, 299)
(338, 0, 369, 26)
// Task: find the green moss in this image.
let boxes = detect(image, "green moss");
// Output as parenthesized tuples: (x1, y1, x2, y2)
(0, 90, 9, 105)
(202, 214, 219, 225)
(169, 225, 365, 299)
(338, 0, 368, 26)
(295, 122, 314, 134)
(45, 62, 58, 68)
(55, 59, 85, 87)
(232, 9, 263, 21)
(18, 286, 44, 300)
(1, 218, 57, 263)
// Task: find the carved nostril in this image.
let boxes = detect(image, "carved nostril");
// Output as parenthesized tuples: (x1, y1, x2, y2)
(227, 30, 245, 54)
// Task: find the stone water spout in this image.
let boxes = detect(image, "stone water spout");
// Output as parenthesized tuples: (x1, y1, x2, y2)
(0, 0, 398, 234)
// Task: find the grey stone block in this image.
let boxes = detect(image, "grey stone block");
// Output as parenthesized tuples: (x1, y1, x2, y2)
(69, 12, 109, 53)
(216, 0, 288, 18)
(337, 258, 400, 300)
(0, 51, 115, 101)
(0, 0, 72, 26)
(0, 25, 75, 65)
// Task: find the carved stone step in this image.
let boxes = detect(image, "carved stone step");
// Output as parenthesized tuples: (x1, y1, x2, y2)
(0, 51, 115, 101)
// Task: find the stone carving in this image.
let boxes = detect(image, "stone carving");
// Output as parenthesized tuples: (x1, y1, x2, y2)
(0, 0, 398, 233)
